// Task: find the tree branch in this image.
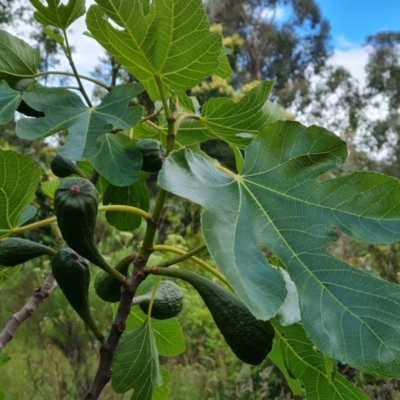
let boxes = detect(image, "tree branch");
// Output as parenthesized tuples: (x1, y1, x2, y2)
(0, 272, 57, 352)
(85, 254, 148, 399)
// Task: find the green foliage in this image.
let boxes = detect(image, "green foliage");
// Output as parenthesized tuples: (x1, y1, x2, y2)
(112, 320, 161, 398)
(16, 84, 144, 163)
(103, 175, 150, 231)
(160, 121, 400, 378)
(270, 321, 370, 399)
(29, 0, 85, 30)
(1, 1, 400, 399)
(86, 0, 231, 100)
(0, 30, 40, 85)
(92, 134, 143, 187)
(0, 149, 41, 239)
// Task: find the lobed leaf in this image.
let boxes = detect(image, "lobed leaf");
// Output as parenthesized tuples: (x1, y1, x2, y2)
(86, 0, 231, 100)
(16, 84, 144, 160)
(159, 120, 400, 378)
(29, 0, 86, 30)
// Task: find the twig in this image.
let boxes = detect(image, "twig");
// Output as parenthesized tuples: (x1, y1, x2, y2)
(85, 254, 148, 399)
(0, 272, 57, 352)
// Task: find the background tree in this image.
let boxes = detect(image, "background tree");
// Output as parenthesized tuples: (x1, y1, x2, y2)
(361, 31, 400, 177)
(204, 0, 331, 109)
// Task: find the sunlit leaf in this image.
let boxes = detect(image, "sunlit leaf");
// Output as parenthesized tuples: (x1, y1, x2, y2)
(86, 0, 231, 100)
(29, 0, 85, 30)
(0, 150, 41, 238)
(41, 180, 60, 199)
(0, 30, 40, 85)
(195, 81, 279, 146)
(42, 27, 64, 46)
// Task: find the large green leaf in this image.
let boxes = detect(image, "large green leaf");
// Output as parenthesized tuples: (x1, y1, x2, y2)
(29, 0, 86, 30)
(16, 83, 144, 160)
(91, 134, 142, 187)
(0, 150, 41, 238)
(127, 303, 185, 357)
(0, 31, 40, 85)
(112, 320, 161, 399)
(159, 120, 400, 378)
(86, 0, 231, 100)
(270, 321, 370, 399)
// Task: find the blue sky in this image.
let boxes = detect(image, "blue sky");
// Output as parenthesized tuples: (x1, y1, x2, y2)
(316, 0, 400, 48)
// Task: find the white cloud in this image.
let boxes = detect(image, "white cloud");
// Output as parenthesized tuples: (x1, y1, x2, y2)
(329, 46, 369, 87)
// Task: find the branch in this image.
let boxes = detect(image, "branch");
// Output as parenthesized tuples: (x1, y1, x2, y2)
(35, 71, 111, 90)
(63, 29, 92, 107)
(85, 254, 148, 399)
(6, 205, 151, 238)
(0, 272, 56, 352)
